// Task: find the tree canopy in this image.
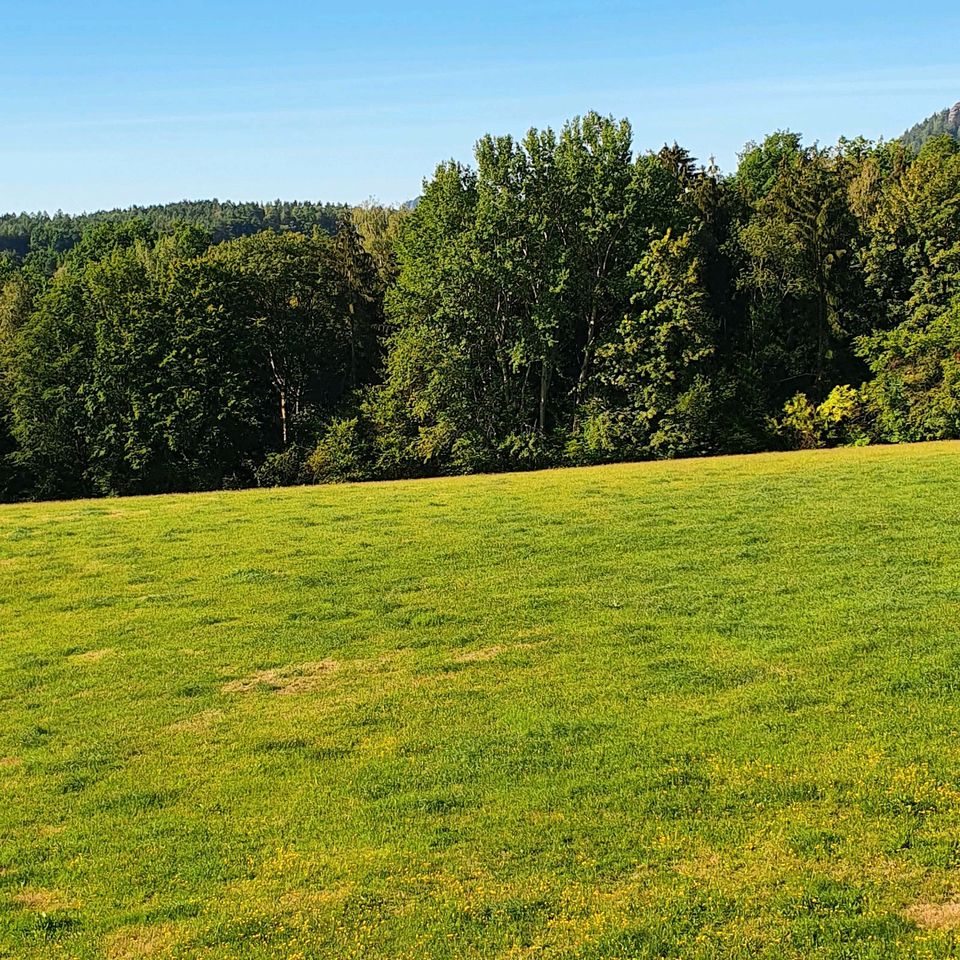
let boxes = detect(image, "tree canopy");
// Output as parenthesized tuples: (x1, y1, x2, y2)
(3, 112, 960, 501)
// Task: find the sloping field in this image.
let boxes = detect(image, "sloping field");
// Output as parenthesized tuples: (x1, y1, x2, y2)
(3, 443, 960, 959)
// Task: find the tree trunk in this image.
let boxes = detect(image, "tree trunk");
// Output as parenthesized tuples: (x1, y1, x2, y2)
(348, 300, 357, 387)
(268, 350, 289, 446)
(815, 267, 826, 388)
(572, 310, 597, 429)
(539, 356, 552, 433)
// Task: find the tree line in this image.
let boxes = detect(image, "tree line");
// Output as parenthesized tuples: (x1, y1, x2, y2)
(901, 101, 960, 152)
(2, 114, 959, 501)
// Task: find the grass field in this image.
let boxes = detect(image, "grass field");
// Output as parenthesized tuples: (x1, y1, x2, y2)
(3, 443, 960, 959)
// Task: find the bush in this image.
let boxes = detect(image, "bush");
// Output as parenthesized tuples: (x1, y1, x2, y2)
(254, 445, 309, 487)
(565, 402, 623, 466)
(305, 418, 373, 483)
(774, 385, 867, 449)
(857, 304, 960, 442)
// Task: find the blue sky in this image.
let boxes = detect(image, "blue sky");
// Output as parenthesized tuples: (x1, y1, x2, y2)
(3, 1, 958, 213)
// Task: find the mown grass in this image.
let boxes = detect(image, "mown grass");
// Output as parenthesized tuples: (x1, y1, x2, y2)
(3, 442, 960, 958)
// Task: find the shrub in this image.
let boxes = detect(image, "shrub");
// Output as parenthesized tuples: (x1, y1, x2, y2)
(305, 418, 373, 483)
(254, 445, 309, 487)
(774, 385, 867, 449)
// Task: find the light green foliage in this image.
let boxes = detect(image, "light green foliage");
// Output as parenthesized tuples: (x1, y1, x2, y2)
(860, 136, 960, 326)
(350, 202, 409, 286)
(2, 444, 960, 957)
(306, 417, 372, 483)
(778, 392, 820, 447)
(774, 384, 865, 449)
(858, 302, 960, 442)
(563, 399, 620, 464)
(373, 162, 479, 474)
(733, 131, 804, 203)
(817, 383, 863, 435)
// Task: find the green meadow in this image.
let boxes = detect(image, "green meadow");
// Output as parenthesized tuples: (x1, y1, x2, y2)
(4, 442, 960, 959)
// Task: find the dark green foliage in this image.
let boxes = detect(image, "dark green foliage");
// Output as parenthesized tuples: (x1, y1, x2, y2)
(3, 226, 380, 497)
(591, 229, 721, 459)
(902, 102, 960, 151)
(368, 115, 696, 476)
(734, 142, 869, 411)
(4, 106, 960, 501)
(0, 199, 347, 277)
(306, 417, 374, 482)
(859, 303, 960, 441)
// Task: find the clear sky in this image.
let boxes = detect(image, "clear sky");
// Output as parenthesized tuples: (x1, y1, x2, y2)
(3, 1, 958, 214)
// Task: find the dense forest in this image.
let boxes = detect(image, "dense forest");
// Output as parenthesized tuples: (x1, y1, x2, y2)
(2, 109, 959, 501)
(0, 200, 348, 277)
(901, 101, 960, 151)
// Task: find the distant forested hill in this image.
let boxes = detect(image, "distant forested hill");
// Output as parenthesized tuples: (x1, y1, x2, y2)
(902, 101, 960, 150)
(0, 199, 348, 275)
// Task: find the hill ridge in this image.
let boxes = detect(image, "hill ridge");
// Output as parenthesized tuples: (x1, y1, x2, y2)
(902, 100, 960, 149)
